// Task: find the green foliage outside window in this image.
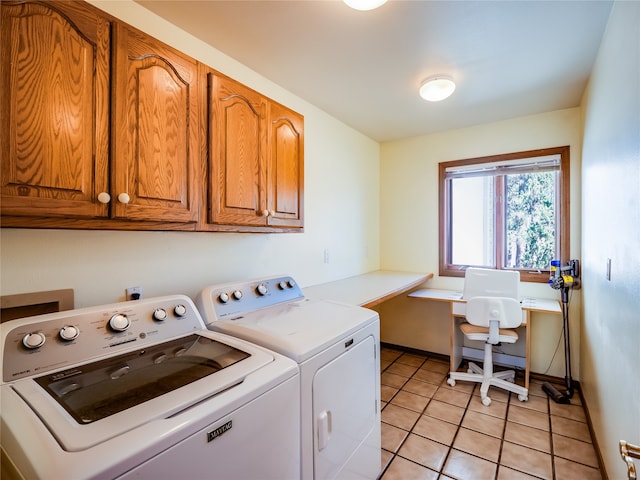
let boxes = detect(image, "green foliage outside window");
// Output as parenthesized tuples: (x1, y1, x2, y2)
(505, 172, 556, 270)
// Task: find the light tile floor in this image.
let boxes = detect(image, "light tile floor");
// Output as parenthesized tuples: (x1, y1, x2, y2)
(379, 346, 603, 480)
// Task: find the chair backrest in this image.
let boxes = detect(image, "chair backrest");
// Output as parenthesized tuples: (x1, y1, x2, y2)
(465, 296, 523, 329)
(463, 268, 520, 300)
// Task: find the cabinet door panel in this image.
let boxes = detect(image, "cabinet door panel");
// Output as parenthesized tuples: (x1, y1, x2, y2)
(134, 61, 187, 204)
(112, 25, 199, 223)
(209, 74, 267, 226)
(268, 103, 304, 228)
(0, 0, 109, 217)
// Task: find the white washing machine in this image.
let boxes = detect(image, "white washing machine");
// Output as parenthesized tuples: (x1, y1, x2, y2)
(196, 275, 381, 480)
(1, 295, 300, 480)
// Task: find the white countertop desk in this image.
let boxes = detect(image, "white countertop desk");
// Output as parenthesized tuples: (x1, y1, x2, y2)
(409, 288, 561, 389)
(303, 271, 433, 308)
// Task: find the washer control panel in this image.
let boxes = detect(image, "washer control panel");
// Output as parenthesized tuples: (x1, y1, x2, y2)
(1, 295, 205, 382)
(197, 275, 304, 320)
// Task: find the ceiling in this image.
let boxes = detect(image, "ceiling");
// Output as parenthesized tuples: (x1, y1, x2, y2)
(136, 0, 613, 142)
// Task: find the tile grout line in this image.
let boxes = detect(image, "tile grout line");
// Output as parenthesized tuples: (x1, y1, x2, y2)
(381, 354, 446, 477)
(381, 349, 601, 479)
(439, 378, 475, 478)
(494, 391, 511, 480)
(379, 354, 413, 477)
(548, 394, 558, 480)
(384, 356, 438, 476)
(386, 358, 410, 474)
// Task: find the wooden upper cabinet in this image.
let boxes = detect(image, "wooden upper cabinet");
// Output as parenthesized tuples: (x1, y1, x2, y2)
(208, 73, 267, 227)
(2, 0, 299, 232)
(111, 24, 199, 223)
(207, 72, 304, 231)
(267, 102, 304, 228)
(0, 0, 110, 218)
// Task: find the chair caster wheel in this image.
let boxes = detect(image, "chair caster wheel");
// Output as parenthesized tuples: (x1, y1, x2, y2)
(447, 378, 456, 387)
(518, 394, 528, 402)
(482, 396, 491, 406)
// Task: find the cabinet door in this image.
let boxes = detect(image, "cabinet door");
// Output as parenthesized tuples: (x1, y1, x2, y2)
(0, 0, 110, 218)
(111, 24, 199, 223)
(267, 102, 304, 228)
(208, 73, 267, 227)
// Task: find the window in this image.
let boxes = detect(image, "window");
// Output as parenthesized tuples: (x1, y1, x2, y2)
(439, 146, 570, 283)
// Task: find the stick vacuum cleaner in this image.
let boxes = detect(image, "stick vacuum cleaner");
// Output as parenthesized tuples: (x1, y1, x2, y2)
(542, 259, 580, 404)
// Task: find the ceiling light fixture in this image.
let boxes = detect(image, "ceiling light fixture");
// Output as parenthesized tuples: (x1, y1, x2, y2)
(343, 0, 388, 11)
(419, 75, 456, 102)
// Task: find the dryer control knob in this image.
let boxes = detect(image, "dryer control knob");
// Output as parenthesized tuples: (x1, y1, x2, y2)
(278, 281, 287, 290)
(59, 325, 80, 341)
(23, 332, 46, 349)
(256, 283, 268, 296)
(232, 290, 243, 300)
(153, 308, 168, 321)
(174, 304, 187, 317)
(218, 292, 230, 303)
(109, 313, 130, 332)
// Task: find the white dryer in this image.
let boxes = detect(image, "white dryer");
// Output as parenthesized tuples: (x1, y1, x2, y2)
(197, 275, 381, 480)
(1, 295, 300, 480)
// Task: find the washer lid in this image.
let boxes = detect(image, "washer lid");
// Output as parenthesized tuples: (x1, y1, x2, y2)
(9, 331, 277, 452)
(206, 299, 379, 363)
(33, 334, 251, 425)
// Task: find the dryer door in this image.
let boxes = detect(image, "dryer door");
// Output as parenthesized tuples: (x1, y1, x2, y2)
(313, 334, 380, 480)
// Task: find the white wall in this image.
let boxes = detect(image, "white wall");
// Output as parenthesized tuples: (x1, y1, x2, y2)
(0, 0, 380, 308)
(580, 1, 640, 477)
(378, 108, 583, 379)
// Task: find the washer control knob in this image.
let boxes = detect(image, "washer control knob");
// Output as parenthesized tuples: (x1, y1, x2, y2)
(109, 313, 130, 332)
(287, 279, 296, 288)
(218, 292, 230, 303)
(153, 308, 168, 321)
(256, 283, 268, 296)
(278, 281, 287, 290)
(174, 304, 187, 317)
(59, 325, 80, 341)
(232, 290, 243, 300)
(22, 332, 46, 349)
(153, 353, 168, 364)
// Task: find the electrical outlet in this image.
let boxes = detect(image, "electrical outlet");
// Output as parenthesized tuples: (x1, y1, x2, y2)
(126, 287, 142, 301)
(323, 249, 330, 264)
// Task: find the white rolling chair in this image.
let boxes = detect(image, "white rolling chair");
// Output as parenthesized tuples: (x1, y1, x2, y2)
(447, 268, 529, 406)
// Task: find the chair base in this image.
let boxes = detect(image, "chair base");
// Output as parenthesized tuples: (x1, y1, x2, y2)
(448, 361, 528, 406)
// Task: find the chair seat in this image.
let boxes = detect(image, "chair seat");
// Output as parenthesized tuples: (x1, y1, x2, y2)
(459, 322, 519, 343)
